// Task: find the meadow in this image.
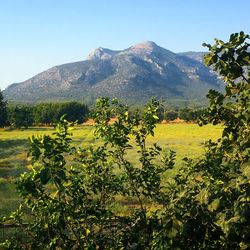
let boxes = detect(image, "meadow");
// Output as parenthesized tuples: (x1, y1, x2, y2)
(0, 123, 223, 216)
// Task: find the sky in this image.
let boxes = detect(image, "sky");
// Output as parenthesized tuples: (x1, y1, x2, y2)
(0, 0, 249, 90)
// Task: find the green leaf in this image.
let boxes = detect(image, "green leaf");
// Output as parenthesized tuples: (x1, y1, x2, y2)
(40, 167, 50, 184)
(208, 198, 220, 212)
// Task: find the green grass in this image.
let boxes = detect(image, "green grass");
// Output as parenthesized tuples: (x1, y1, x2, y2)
(151, 124, 222, 163)
(0, 123, 223, 215)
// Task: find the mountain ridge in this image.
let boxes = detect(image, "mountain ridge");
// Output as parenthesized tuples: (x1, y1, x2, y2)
(4, 42, 223, 106)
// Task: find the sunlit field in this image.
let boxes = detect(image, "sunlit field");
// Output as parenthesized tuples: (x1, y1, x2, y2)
(0, 123, 223, 215)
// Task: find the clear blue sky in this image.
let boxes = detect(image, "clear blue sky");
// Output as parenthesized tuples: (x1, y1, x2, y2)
(0, 0, 249, 90)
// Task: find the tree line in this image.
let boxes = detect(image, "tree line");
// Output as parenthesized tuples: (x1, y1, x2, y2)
(158, 107, 206, 122)
(0, 91, 206, 129)
(0, 99, 89, 128)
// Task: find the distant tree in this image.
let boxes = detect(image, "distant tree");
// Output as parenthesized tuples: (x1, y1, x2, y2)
(57, 102, 89, 123)
(33, 102, 89, 125)
(179, 108, 205, 122)
(0, 89, 8, 127)
(33, 103, 58, 125)
(179, 108, 193, 121)
(164, 110, 178, 121)
(156, 104, 165, 122)
(8, 106, 34, 128)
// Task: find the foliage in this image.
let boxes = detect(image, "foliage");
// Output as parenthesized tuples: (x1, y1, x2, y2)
(33, 102, 89, 125)
(8, 105, 34, 128)
(32, 103, 56, 125)
(179, 108, 205, 122)
(160, 31, 250, 249)
(4, 101, 89, 128)
(0, 99, 176, 249)
(198, 31, 250, 248)
(0, 89, 8, 127)
(57, 102, 89, 123)
(164, 110, 178, 121)
(1, 32, 249, 249)
(155, 107, 205, 122)
(201, 31, 250, 162)
(146, 31, 250, 249)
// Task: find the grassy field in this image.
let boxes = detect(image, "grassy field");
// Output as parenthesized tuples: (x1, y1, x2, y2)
(0, 123, 223, 216)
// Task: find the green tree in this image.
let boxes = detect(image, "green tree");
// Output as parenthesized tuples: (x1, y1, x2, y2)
(8, 105, 34, 128)
(164, 110, 178, 121)
(57, 102, 89, 123)
(0, 89, 8, 127)
(179, 107, 193, 121)
(179, 107, 204, 122)
(157, 31, 250, 249)
(33, 102, 89, 125)
(33, 103, 57, 125)
(1, 98, 175, 249)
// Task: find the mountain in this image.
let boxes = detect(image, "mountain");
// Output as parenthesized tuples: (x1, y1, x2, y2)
(4, 41, 223, 106)
(178, 52, 206, 63)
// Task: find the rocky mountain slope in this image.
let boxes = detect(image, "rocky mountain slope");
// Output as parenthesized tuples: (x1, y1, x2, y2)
(4, 41, 223, 105)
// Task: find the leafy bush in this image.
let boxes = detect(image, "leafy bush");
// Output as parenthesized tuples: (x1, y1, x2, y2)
(1, 98, 176, 249)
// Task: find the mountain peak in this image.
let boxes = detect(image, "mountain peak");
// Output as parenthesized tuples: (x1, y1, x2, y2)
(87, 41, 163, 60)
(86, 47, 119, 60)
(128, 41, 159, 54)
(4, 41, 222, 105)
(132, 41, 157, 49)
